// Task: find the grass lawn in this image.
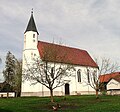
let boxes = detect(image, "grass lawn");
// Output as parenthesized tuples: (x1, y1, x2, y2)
(0, 95, 120, 112)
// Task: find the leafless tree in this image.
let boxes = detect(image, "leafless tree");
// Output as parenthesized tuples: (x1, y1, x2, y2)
(85, 57, 120, 98)
(23, 43, 75, 102)
(95, 57, 119, 75)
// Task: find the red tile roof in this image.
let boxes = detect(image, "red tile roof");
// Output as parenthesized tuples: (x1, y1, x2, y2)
(112, 76, 120, 82)
(37, 41, 98, 68)
(99, 72, 120, 83)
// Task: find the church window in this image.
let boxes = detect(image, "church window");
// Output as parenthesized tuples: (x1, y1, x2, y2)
(87, 69, 90, 83)
(77, 69, 81, 82)
(51, 67, 54, 78)
(93, 70, 97, 83)
(34, 54, 36, 56)
(33, 39, 35, 42)
(33, 34, 35, 38)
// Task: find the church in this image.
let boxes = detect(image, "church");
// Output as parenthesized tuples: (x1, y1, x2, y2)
(21, 11, 99, 97)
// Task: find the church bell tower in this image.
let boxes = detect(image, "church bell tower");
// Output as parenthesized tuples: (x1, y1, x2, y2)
(22, 10, 39, 68)
(21, 10, 40, 95)
(24, 10, 39, 50)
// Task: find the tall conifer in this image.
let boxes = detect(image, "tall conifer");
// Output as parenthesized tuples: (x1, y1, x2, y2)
(3, 51, 16, 87)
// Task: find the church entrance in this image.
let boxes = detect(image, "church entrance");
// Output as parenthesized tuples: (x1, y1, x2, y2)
(65, 83, 70, 95)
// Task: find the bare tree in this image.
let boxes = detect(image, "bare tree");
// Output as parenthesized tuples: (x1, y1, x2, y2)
(95, 57, 119, 75)
(85, 57, 120, 98)
(23, 43, 75, 102)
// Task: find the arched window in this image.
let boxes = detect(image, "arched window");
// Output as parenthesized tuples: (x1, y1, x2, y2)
(77, 69, 81, 82)
(87, 69, 90, 83)
(93, 70, 97, 83)
(51, 67, 54, 79)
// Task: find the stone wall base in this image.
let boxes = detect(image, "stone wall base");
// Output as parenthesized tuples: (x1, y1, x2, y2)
(21, 91, 96, 97)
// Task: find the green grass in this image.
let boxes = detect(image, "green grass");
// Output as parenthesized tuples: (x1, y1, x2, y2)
(0, 95, 120, 112)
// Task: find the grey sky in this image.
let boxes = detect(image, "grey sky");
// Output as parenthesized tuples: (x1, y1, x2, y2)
(0, 0, 120, 80)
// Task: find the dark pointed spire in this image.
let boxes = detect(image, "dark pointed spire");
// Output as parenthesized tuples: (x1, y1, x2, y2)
(25, 9, 39, 34)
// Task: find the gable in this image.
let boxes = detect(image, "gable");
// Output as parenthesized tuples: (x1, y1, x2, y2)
(37, 41, 98, 68)
(108, 78, 120, 84)
(107, 78, 120, 90)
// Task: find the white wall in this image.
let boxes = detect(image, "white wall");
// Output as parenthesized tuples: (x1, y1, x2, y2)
(21, 61, 98, 96)
(107, 79, 120, 90)
(24, 31, 38, 50)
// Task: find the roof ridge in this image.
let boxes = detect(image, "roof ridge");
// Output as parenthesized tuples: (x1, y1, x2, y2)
(101, 72, 120, 76)
(109, 75, 120, 82)
(38, 41, 87, 52)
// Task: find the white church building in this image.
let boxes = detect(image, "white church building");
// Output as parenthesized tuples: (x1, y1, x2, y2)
(21, 11, 99, 97)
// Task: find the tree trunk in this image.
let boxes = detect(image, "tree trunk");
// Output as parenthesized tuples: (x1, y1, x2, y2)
(15, 92, 17, 97)
(96, 90, 99, 99)
(50, 89, 54, 102)
(7, 92, 9, 98)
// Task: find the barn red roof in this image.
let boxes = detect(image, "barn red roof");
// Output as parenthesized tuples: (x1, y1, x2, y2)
(37, 41, 98, 68)
(112, 76, 120, 82)
(99, 72, 120, 83)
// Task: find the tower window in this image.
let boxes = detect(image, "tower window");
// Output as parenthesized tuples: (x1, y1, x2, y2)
(33, 39, 35, 42)
(77, 69, 81, 82)
(34, 54, 36, 56)
(33, 34, 35, 38)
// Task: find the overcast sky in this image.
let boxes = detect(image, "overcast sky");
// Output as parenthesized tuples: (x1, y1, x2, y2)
(0, 0, 120, 80)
